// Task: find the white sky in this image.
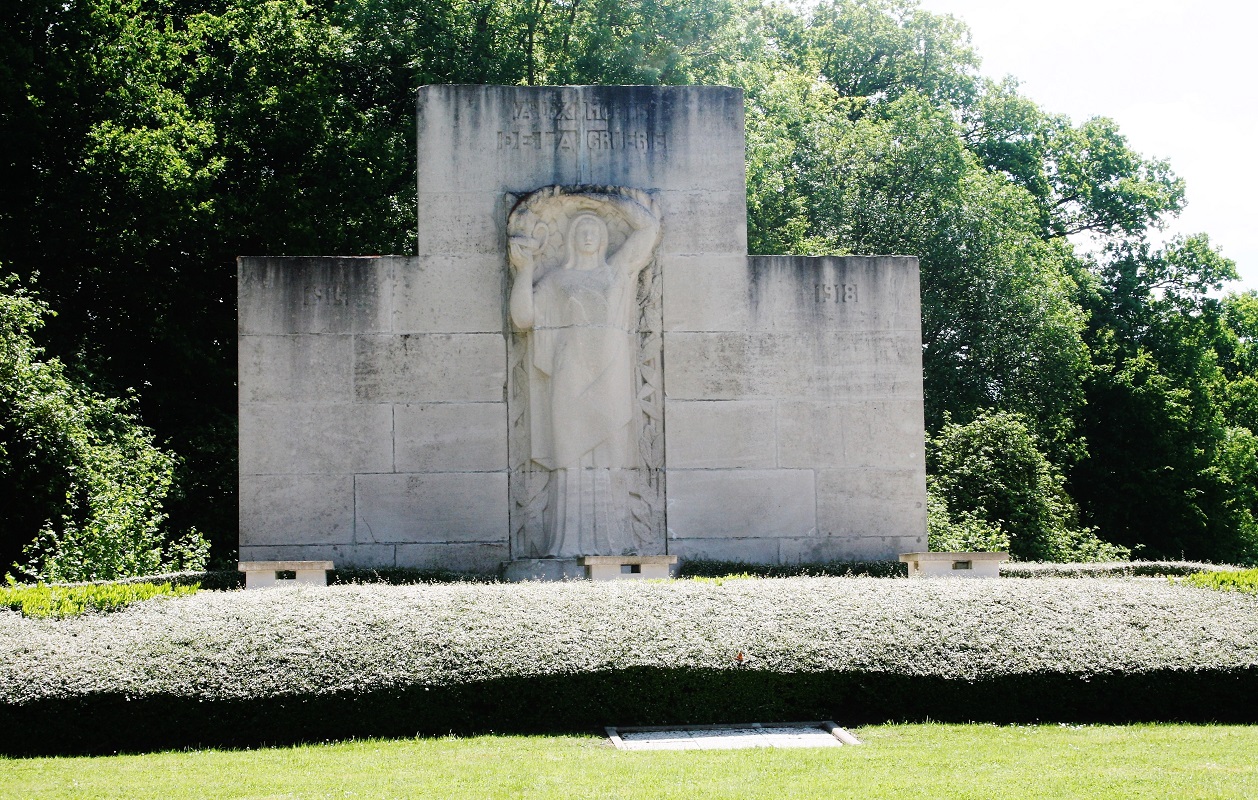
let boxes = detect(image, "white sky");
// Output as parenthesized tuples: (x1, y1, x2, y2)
(915, 0, 1258, 290)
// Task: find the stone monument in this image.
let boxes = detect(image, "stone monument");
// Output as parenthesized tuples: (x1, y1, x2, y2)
(238, 85, 927, 578)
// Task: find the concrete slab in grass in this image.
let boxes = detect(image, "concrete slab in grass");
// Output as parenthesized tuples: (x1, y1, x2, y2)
(607, 721, 860, 751)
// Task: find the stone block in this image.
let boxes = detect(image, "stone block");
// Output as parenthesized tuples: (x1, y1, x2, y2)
(355, 473, 509, 543)
(238, 335, 353, 404)
(416, 192, 508, 256)
(394, 403, 507, 472)
(238, 544, 398, 568)
(354, 333, 504, 403)
(669, 537, 781, 564)
(238, 256, 392, 335)
(663, 330, 922, 401)
(665, 400, 777, 469)
(744, 256, 922, 333)
(417, 85, 746, 196)
(396, 542, 510, 574)
(662, 254, 756, 333)
(655, 190, 747, 256)
(239, 475, 354, 546)
(777, 400, 925, 470)
(778, 535, 907, 563)
(238, 404, 393, 475)
(667, 469, 816, 539)
(815, 469, 928, 540)
(393, 255, 505, 334)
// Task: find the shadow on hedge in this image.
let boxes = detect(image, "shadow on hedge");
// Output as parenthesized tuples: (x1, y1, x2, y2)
(3, 666, 1255, 756)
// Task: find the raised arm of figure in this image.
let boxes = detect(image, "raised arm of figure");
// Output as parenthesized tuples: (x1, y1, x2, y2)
(508, 230, 540, 330)
(603, 191, 662, 276)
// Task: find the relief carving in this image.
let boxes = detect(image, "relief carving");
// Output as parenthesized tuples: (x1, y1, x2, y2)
(506, 186, 666, 558)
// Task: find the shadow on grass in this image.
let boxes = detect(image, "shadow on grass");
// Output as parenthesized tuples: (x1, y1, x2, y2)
(3, 666, 1255, 756)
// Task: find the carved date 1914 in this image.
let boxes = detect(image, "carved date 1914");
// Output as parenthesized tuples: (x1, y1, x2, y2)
(816, 283, 858, 303)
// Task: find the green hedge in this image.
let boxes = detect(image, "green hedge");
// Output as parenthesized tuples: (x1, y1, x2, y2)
(1184, 568, 1258, 594)
(2, 577, 1255, 754)
(0, 582, 197, 617)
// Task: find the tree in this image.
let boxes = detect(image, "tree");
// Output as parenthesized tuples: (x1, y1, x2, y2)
(1072, 235, 1258, 563)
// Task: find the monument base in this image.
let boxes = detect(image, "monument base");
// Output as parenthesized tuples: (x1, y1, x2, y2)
(502, 558, 587, 582)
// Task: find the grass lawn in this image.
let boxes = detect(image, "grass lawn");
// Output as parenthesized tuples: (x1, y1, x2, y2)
(3, 723, 1255, 799)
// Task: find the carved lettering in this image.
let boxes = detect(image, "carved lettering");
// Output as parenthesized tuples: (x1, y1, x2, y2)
(499, 128, 668, 152)
(815, 283, 858, 303)
(303, 284, 348, 306)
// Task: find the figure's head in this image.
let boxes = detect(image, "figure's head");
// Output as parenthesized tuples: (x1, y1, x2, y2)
(565, 213, 609, 267)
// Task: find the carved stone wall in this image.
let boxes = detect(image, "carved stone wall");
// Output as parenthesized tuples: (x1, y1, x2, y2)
(237, 85, 927, 575)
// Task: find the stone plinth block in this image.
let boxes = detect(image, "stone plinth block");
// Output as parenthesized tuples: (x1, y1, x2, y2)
(579, 555, 678, 581)
(238, 560, 333, 589)
(900, 551, 1009, 578)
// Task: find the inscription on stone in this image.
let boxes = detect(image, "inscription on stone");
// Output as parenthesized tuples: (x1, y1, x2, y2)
(304, 284, 349, 306)
(815, 283, 858, 303)
(498, 97, 667, 153)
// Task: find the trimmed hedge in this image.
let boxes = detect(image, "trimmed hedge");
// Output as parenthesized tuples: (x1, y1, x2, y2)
(1000, 561, 1232, 578)
(2, 577, 1256, 754)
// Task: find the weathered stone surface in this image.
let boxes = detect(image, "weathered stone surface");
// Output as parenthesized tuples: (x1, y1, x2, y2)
(666, 537, 781, 564)
(394, 403, 507, 472)
(354, 333, 504, 403)
(777, 399, 925, 470)
(779, 535, 920, 563)
(396, 542, 510, 573)
(393, 255, 505, 334)
(664, 400, 777, 469)
(239, 475, 354, 546)
(238, 256, 392, 335)
(815, 469, 928, 540)
(238, 404, 393, 475)
(355, 473, 508, 543)
(238, 335, 353, 404)
(667, 469, 816, 539)
(239, 544, 398, 568)
(664, 330, 922, 401)
(416, 85, 745, 196)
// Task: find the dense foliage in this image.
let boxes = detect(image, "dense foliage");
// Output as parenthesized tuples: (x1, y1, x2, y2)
(1, 578, 1255, 753)
(0, 277, 208, 581)
(0, 0, 1254, 566)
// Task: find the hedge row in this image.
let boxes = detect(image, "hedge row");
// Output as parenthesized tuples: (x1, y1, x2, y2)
(2, 577, 1255, 754)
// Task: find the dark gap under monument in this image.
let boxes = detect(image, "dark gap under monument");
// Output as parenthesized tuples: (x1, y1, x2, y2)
(237, 85, 927, 578)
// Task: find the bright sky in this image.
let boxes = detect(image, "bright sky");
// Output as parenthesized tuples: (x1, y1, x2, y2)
(915, 0, 1258, 290)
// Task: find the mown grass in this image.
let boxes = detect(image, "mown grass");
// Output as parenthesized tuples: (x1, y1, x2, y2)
(0, 582, 197, 618)
(2, 723, 1255, 799)
(1184, 568, 1258, 595)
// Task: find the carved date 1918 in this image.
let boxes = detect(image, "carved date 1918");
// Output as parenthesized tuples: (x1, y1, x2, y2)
(816, 283, 858, 303)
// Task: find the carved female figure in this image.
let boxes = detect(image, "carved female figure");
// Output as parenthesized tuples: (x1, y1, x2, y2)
(508, 187, 662, 557)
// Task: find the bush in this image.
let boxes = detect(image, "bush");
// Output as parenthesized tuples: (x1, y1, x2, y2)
(0, 276, 208, 582)
(928, 410, 1129, 561)
(0, 582, 198, 617)
(1, 577, 1255, 754)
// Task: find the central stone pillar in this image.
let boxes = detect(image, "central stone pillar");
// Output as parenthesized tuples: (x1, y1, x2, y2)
(416, 85, 747, 579)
